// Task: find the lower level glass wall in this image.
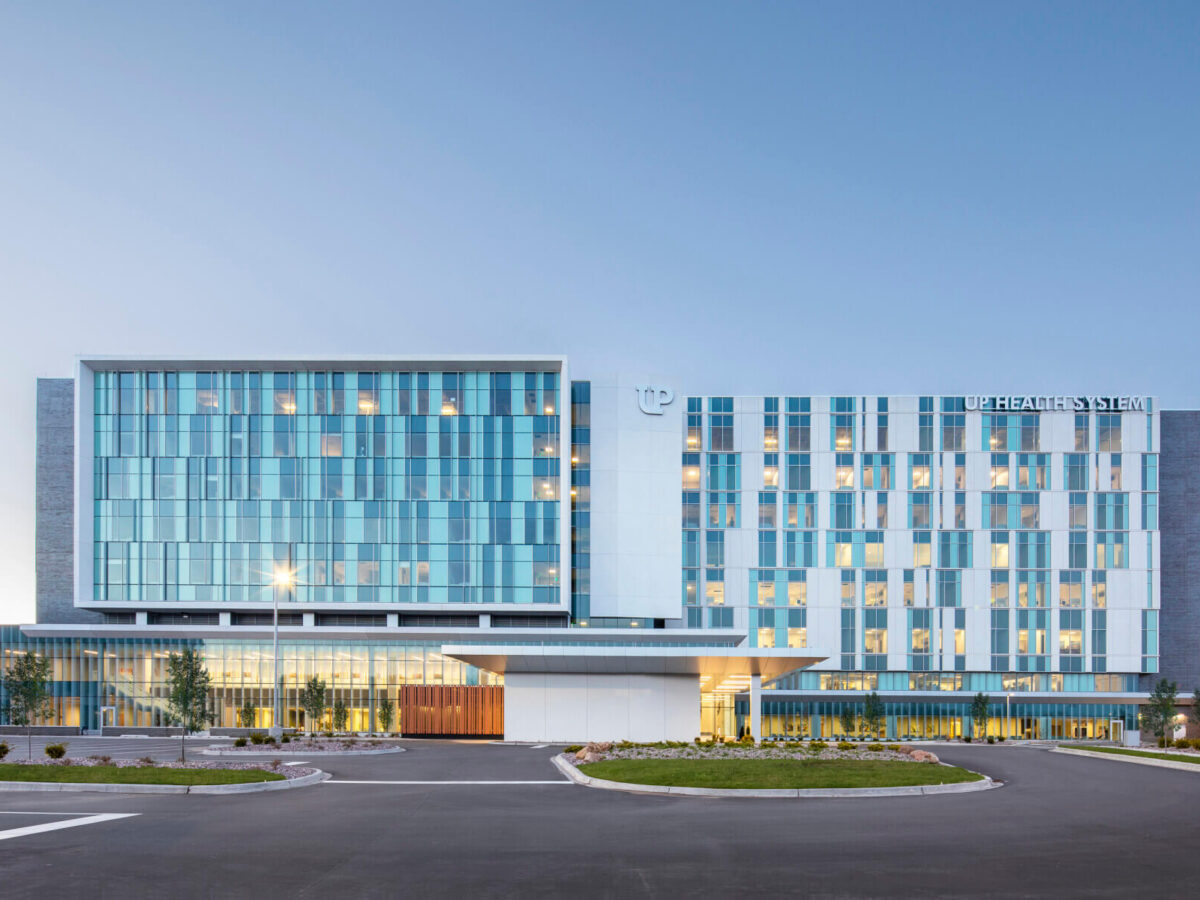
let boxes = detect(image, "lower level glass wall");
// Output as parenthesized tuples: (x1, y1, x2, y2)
(0, 628, 500, 731)
(737, 698, 1140, 741)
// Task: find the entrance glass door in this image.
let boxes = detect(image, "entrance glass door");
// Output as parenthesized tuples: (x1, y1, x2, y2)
(700, 694, 735, 740)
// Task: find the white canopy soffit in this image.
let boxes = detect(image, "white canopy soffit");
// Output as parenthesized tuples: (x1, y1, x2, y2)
(441, 645, 827, 683)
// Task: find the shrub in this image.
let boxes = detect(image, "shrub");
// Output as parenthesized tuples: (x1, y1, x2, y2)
(866, 742, 884, 752)
(564, 745, 584, 754)
(249, 732, 266, 745)
(885, 744, 900, 751)
(963, 736, 972, 743)
(323, 731, 334, 738)
(759, 741, 777, 749)
(998, 736, 1006, 742)
(139, 756, 156, 766)
(264, 736, 277, 745)
(836, 741, 854, 751)
(44, 743, 67, 759)
(281, 734, 291, 744)
(808, 740, 828, 752)
(0, 741, 8, 760)
(987, 736, 996, 744)
(234, 737, 248, 747)
(1175, 738, 1191, 750)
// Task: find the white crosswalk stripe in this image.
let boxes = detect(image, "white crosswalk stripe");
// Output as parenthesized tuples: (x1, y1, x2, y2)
(0, 813, 140, 843)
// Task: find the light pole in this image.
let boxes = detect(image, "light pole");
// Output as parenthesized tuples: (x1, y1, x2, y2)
(271, 567, 294, 738)
(1006, 692, 1012, 740)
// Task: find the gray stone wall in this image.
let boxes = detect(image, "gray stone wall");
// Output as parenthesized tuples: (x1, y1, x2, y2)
(35, 378, 101, 625)
(1159, 411, 1200, 691)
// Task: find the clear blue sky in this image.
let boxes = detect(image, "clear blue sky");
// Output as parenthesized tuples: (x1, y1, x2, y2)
(0, 2, 1197, 619)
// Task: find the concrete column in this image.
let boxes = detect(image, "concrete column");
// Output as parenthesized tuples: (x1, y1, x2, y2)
(218, 612, 232, 627)
(135, 611, 148, 626)
(479, 614, 491, 628)
(750, 675, 762, 742)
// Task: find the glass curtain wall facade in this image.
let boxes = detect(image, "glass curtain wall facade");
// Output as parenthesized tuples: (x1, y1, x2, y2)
(742, 697, 1139, 741)
(0, 627, 500, 732)
(88, 366, 563, 609)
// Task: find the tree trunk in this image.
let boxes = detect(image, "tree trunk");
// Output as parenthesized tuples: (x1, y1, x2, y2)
(180, 729, 186, 763)
(27, 726, 32, 762)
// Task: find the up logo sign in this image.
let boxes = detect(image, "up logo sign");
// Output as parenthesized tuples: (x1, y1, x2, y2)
(636, 385, 674, 415)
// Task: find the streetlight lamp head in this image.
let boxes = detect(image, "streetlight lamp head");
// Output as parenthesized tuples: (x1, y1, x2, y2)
(273, 566, 295, 587)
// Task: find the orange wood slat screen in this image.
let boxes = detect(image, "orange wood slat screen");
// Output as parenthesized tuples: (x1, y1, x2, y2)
(398, 685, 503, 736)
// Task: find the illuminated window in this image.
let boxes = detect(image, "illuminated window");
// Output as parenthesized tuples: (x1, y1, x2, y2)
(991, 533, 1009, 568)
(757, 579, 775, 606)
(864, 571, 887, 606)
(763, 454, 779, 488)
(1098, 414, 1122, 452)
(787, 573, 807, 606)
(705, 579, 725, 605)
(990, 454, 1010, 488)
(1074, 414, 1090, 451)
(835, 454, 855, 489)
(1059, 572, 1083, 608)
(840, 571, 856, 605)
(913, 532, 932, 567)
(864, 627, 887, 654)
(991, 571, 1010, 607)
(909, 454, 931, 489)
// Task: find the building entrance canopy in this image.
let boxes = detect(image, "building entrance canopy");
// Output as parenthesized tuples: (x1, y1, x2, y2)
(441, 645, 827, 693)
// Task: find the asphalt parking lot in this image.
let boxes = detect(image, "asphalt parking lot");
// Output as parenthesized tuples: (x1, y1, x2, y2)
(0, 739, 1197, 899)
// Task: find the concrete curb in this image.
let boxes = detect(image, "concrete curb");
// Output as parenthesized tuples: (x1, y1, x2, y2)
(202, 746, 405, 757)
(551, 755, 998, 799)
(0, 768, 331, 794)
(1052, 747, 1200, 774)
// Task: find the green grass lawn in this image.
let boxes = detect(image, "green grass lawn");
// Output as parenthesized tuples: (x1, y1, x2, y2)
(1061, 745, 1200, 766)
(577, 758, 982, 789)
(0, 764, 285, 785)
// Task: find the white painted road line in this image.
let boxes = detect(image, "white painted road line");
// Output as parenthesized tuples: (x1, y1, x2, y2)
(325, 780, 572, 785)
(530, 744, 548, 749)
(0, 813, 139, 842)
(284, 761, 310, 766)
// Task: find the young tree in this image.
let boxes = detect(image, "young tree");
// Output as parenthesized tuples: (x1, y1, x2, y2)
(300, 676, 327, 736)
(1143, 679, 1179, 747)
(839, 705, 857, 738)
(1191, 689, 1200, 734)
(862, 692, 886, 739)
(971, 693, 991, 740)
(165, 649, 214, 762)
(237, 698, 256, 730)
(3, 651, 52, 760)
(332, 699, 349, 734)
(377, 695, 395, 735)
